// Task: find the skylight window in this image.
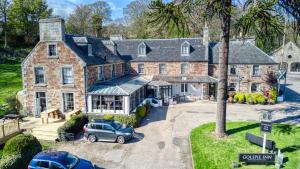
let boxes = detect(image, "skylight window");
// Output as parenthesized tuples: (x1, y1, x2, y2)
(181, 41, 190, 56)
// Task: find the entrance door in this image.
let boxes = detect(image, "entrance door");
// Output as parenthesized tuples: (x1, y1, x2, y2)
(36, 92, 46, 117)
(160, 86, 172, 105)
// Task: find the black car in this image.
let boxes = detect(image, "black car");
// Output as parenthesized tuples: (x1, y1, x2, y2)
(83, 119, 135, 144)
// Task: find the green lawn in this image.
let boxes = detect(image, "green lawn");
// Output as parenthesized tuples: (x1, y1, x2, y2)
(190, 122, 300, 169)
(0, 64, 22, 117)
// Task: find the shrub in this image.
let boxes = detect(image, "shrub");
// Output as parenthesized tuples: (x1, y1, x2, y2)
(0, 154, 24, 169)
(58, 114, 89, 141)
(2, 134, 42, 168)
(136, 106, 147, 118)
(269, 87, 278, 101)
(145, 103, 152, 114)
(5, 96, 22, 114)
(103, 114, 114, 119)
(252, 93, 267, 105)
(234, 93, 245, 103)
(114, 114, 139, 127)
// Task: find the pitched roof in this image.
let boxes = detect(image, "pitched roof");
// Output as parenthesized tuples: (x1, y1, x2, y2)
(209, 41, 277, 64)
(113, 38, 207, 62)
(64, 34, 124, 65)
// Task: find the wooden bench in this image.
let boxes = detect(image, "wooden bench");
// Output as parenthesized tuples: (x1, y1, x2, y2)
(65, 110, 81, 121)
(41, 108, 60, 124)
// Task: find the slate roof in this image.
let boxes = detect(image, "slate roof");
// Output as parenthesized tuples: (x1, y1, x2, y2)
(209, 41, 277, 64)
(152, 75, 218, 83)
(64, 34, 124, 65)
(88, 75, 150, 95)
(113, 38, 207, 62)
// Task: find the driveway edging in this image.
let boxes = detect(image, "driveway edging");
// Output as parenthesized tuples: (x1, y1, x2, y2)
(189, 133, 195, 169)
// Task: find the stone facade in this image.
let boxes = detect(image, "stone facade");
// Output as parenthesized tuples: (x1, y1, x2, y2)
(22, 41, 86, 116)
(272, 41, 300, 73)
(130, 62, 208, 76)
(209, 64, 278, 92)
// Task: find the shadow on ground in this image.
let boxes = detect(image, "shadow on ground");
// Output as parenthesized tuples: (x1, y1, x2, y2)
(226, 123, 259, 135)
(140, 106, 168, 127)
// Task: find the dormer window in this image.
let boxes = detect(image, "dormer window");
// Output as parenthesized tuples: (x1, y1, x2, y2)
(138, 42, 146, 56)
(181, 41, 190, 56)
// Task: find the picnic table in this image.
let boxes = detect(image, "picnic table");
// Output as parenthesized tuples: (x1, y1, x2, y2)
(4, 114, 22, 120)
(41, 108, 60, 124)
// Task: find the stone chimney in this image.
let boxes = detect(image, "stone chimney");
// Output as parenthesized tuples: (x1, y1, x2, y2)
(39, 17, 65, 42)
(203, 23, 210, 60)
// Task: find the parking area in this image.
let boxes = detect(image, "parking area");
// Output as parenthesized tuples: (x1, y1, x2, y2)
(58, 102, 300, 169)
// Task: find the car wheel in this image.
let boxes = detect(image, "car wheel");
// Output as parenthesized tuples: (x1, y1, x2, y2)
(88, 134, 97, 143)
(117, 136, 125, 144)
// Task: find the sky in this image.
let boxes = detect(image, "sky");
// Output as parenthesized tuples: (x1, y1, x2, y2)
(46, 0, 134, 20)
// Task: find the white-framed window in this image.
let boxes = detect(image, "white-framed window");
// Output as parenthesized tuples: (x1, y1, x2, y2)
(250, 83, 260, 92)
(181, 41, 190, 56)
(252, 65, 260, 76)
(138, 63, 144, 74)
(34, 67, 45, 84)
(48, 43, 57, 57)
(181, 83, 188, 92)
(111, 64, 116, 79)
(63, 93, 74, 112)
(228, 83, 237, 91)
(62, 67, 74, 84)
(138, 43, 146, 56)
(181, 63, 188, 74)
(97, 66, 104, 81)
(159, 63, 166, 75)
(229, 65, 237, 75)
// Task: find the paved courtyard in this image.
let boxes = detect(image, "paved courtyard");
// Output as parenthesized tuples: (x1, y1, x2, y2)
(285, 73, 300, 102)
(58, 102, 300, 169)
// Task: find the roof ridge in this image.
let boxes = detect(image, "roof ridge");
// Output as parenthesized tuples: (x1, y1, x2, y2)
(114, 37, 203, 41)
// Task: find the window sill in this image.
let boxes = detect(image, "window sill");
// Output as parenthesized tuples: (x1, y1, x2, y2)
(251, 75, 261, 77)
(34, 84, 47, 87)
(47, 56, 59, 59)
(61, 84, 75, 87)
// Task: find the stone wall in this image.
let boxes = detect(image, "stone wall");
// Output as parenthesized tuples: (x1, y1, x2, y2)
(130, 62, 208, 76)
(209, 64, 278, 92)
(22, 41, 86, 115)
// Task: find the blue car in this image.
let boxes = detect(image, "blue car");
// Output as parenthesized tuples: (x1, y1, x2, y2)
(28, 151, 94, 169)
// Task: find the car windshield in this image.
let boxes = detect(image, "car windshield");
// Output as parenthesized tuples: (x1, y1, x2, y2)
(62, 153, 79, 169)
(111, 122, 122, 130)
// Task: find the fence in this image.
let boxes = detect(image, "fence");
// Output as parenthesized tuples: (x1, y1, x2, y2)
(0, 119, 21, 144)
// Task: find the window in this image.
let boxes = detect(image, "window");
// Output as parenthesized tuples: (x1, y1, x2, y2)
(111, 65, 115, 79)
(251, 83, 260, 92)
(115, 96, 123, 110)
(138, 43, 146, 56)
(36, 161, 49, 168)
(50, 162, 65, 169)
(290, 62, 300, 72)
(252, 65, 260, 76)
(181, 63, 188, 74)
(138, 63, 144, 74)
(288, 55, 292, 59)
(228, 83, 237, 91)
(229, 65, 237, 75)
(97, 66, 104, 81)
(159, 64, 166, 75)
(181, 42, 190, 56)
(63, 93, 74, 112)
(181, 83, 188, 93)
(34, 67, 45, 84)
(91, 124, 102, 130)
(62, 67, 73, 84)
(48, 44, 57, 57)
(103, 124, 114, 131)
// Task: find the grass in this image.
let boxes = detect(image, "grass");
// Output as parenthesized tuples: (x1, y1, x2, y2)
(190, 122, 300, 169)
(0, 64, 22, 117)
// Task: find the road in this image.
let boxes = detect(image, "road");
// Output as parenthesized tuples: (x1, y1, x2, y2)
(284, 73, 300, 102)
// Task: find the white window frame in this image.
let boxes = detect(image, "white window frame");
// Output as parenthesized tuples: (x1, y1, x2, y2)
(228, 82, 237, 91)
(138, 43, 146, 56)
(97, 66, 104, 81)
(34, 66, 45, 84)
(62, 92, 75, 113)
(181, 41, 190, 56)
(251, 65, 260, 76)
(61, 66, 74, 85)
(138, 63, 145, 74)
(181, 63, 188, 74)
(47, 43, 58, 58)
(229, 65, 237, 75)
(159, 63, 167, 75)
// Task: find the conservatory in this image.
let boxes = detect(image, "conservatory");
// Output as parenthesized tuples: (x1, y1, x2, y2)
(87, 76, 150, 115)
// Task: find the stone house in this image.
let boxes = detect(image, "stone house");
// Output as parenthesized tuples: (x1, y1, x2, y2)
(272, 41, 300, 74)
(22, 18, 278, 117)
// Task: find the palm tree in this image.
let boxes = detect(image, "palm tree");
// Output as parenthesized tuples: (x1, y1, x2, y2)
(147, 0, 299, 137)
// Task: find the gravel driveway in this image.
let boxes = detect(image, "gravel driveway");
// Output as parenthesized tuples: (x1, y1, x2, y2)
(58, 102, 300, 169)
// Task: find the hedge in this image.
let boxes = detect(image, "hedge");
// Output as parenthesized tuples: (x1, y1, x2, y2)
(1, 134, 42, 169)
(58, 114, 89, 141)
(136, 106, 147, 118)
(0, 154, 24, 169)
